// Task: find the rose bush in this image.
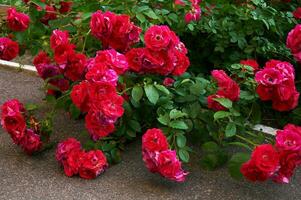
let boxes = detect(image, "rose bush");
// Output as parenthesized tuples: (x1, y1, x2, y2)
(1, 0, 301, 184)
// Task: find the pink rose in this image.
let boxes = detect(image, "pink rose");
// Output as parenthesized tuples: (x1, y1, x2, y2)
(287, 24, 301, 62)
(142, 128, 169, 152)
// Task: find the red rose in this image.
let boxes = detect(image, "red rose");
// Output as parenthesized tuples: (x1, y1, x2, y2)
(109, 15, 141, 51)
(273, 150, 301, 184)
(240, 59, 259, 71)
(56, 138, 82, 163)
(0, 37, 19, 61)
(64, 52, 87, 81)
(50, 29, 69, 50)
(95, 49, 128, 75)
(1, 99, 25, 117)
(85, 110, 115, 141)
(251, 144, 279, 174)
(276, 126, 301, 152)
(33, 51, 51, 66)
(53, 43, 75, 65)
(125, 48, 145, 72)
(7, 8, 30, 32)
(185, 4, 201, 24)
(293, 8, 301, 19)
(211, 70, 240, 102)
(98, 93, 124, 121)
(163, 77, 175, 87)
(144, 25, 172, 51)
(20, 129, 42, 155)
(59, 1, 73, 14)
(79, 150, 108, 179)
(71, 81, 91, 112)
(172, 50, 190, 76)
(287, 24, 301, 62)
(142, 128, 169, 152)
(85, 63, 118, 86)
(207, 94, 227, 111)
(142, 150, 159, 173)
(157, 150, 188, 182)
(272, 90, 299, 112)
(90, 11, 116, 42)
(62, 149, 84, 177)
(240, 161, 270, 182)
(40, 5, 57, 25)
(35, 64, 60, 80)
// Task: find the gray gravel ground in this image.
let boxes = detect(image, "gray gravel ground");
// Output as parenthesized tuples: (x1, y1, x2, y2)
(0, 67, 301, 200)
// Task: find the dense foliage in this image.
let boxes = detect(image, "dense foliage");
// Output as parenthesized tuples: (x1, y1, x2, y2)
(1, 0, 301, 184)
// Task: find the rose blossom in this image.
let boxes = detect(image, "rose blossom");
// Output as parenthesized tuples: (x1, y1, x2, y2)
(142, 128, 169, 152)
(20, 129, 42, 155)
(40, 5, 57, 25)
(287, 24, 301, 62)
(276, 124, 301, 151)
(95, 49, 128, 75)
(0, 37, 19, 61)
(62, 149, 84, 177)
(59, 1, 73, 14)
(144, 25, 172, 51)
(125, 48, 145, 72)
(241, 160, 270, 182)
(7, 8, 30, 32)
(50, 29, 69, 50)
(240, 59, 259, 71)
(163, 78, 175, 87)
(70, 81, 91, 112)
(33, 51, 51, 66)
(157, 150, 188, 182)
(55, 138, 82, 163)
(79, 150, 108, 179)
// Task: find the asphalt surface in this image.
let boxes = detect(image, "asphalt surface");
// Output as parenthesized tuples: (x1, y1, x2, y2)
(0, 67, 301, 200)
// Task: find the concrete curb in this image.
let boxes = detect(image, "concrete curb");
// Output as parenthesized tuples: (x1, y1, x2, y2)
(0, 59, 37, 76)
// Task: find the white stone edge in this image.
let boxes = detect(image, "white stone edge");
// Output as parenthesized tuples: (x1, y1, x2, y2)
(0, 59, 37, 74)
(0, 59, 278, 136)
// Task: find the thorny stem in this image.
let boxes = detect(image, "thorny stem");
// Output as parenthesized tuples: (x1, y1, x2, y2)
(236, 134, 257, 148)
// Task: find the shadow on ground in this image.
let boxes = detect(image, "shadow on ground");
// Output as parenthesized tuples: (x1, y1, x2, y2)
(0, 68, 300, 200)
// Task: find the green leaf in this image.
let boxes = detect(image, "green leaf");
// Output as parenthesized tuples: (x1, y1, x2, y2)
(201, 142, 219, 153)
(144, 9, 158, 19)
(169, 109, 187, 119)
(225, 122, 237, 137)
(144, 85, 159, 104)
(154, 84, 170, 95)
(69, 104, 81, 119)
(170, 120, 188, 130)
(131, 86, 144, 102)
(25, 103, 38, 111)
(179, 149, 189, 163)
(157, 114, 170, 126)
(214, 111, 231, 120)
(213, 98, 233, 109)
(128, 120, 141, 132)
(176, 134, 187, 148)
(136, 13, 146, 23)
(228, 153, 250, 180)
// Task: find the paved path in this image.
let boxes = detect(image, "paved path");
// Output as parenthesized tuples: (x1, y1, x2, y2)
(0, 68, 300, 200)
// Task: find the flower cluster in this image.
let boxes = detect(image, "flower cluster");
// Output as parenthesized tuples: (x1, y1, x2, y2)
(255, 60, 299, 112)
(56, 138, 108, 179)
(90, 11, 141, 52)
(6, 7, 30, 32)
(287, 24, 301, 62)
(241, 124, 301, 183)
(207, 70, 240, 111)
(71, 50, 126, 140)
(126, 25, 190, 76)
(142, 128, 188, 182)
(0, 37, 19, 61)
(22, 0, 72, 25)
(1, 99, 42, 155)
